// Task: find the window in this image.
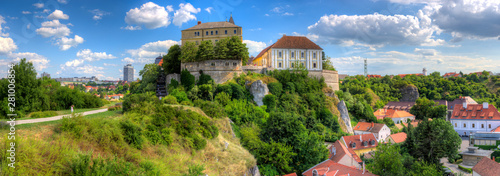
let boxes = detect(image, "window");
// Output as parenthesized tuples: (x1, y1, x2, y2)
(464, 123, 466, 128)
(489, 124, 492, 128)
(482, 124, 484, 128)
(278, 62, 282, 68)
(216, 31, 218, 35)
(206, 31, 208, 35)
(234, 30, 236, 34)
(225, 30, 227, 34)
(291, 52, 294, 58)
(301, 52, 304, 58)
(211, 31, 213, 35)
(278, 51, 282, 58)
(313, 53, 317, 58)
(194, 32, 196, 36)
(291, 63, 295, 68)
(210, 62, 215, 66)
(225, 62, 229, 66)
(233, 62, 237, 66)
(301, 63, 304, 67)
(455, 123, 457, 127)
(472, 124, 475, 128)
(313, 63, 317, 68)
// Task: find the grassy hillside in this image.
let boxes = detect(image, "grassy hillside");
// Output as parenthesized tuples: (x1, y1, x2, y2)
(0, 105, 255, 175)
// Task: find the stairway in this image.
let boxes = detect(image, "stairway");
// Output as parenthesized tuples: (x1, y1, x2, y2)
(156, 73, 167, 97)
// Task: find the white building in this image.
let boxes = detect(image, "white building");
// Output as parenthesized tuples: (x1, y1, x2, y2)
(251, 35, 323, 71)
(451, 102, 500, 136)
(353, 122, 391, 142)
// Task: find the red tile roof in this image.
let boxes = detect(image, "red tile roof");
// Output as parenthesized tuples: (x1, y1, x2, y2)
(283, 173, 297, 176)
(366, 74, 382, 78)
(472, 157, 500, 176)
(158, 58, 163, 66)
(302, 159, 376, 176)
(374, 109, 415, 120)
(341, 134, 378, 151)
(328, 140, 362, 163)
(451, 104, 500, 120)
(443, 72, 460, 78)
(491, 126, 500, 132)
(272, 35, 322, 50)
(353, 122, 386, 133)
(388, 132, 407, 143)
(398, 73, 423, 78)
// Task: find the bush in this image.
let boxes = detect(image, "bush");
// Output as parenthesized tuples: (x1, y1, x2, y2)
(108, 105, 122, 111)
(267, 82, 283, 97)
(474, 145, 498, 150)
(215, 92, 230, 106)
(230, 83, 246, 100)
(169, 88, 190, 103)
(191, 134, 207, 150)
(120, 119, 144, 149)
(458, 165, 472, 173)
(162, 95, 178, 104)
(122, 92, 159, 112)
(30, 111, 58, 118)
(193, 99, 226, 118)
(183, 164, 205, 176)
(197, 72, 213, 85)
(168, 79, 179, 89)
(181, 69, 195, 90)
(180, 101, 193, 106)
(263, 94, 277, 111)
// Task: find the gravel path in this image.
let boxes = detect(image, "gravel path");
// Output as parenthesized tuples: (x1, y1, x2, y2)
(6, 109, 108, 125)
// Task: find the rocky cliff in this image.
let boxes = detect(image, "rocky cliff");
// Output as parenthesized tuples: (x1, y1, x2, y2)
(400, 85, 419, 102)
(337, 100, 354, 134)
(249, 80, 269, 106)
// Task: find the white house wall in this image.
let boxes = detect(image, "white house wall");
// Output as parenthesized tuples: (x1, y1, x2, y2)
(272, 49, 322, 71)
(451, 119, 500, 136)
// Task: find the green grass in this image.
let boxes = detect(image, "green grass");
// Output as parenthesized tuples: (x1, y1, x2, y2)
(458, 165, 472, 173)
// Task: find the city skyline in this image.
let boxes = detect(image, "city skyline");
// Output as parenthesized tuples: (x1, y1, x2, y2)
(1, 0, 500, 80)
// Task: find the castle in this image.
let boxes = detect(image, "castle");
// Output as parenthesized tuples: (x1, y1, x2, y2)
(169, 15, 339, 91)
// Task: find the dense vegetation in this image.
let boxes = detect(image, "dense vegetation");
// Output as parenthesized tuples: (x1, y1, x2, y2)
(0, 59, 103, 118)
(180, 36, 250, 64)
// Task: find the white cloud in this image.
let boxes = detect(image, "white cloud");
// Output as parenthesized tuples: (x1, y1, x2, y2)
(48, 10, 69, 20)
(103, 63, 117, 66)
(388, 0, 442, 4)
(307, 13, 444, 46)
(124, 2, 171, 29)
(65, 59, 84, 67)
(122, 57, 134, 63)
(243, 40, 267, 55)
(90, 9, 110, 21)
(173, 3, 201, 27)
(269, 5, 293, 16)
(414, 48, 437, 56)
(205, 7, 214, 14)
(76, 49, 116, 61)
(57, 0, 67, 4)
(33, 3, 44, 9)
(121, 25, 142, 30)
(22, 11, 32, 14)
(166, 5, 174, 12)
(9, 52, 49, 71)
(283, 12, 294, 16)
(75, 65, 104, 75)
(0, 37, 17, 55)
(127, 40, 179, 63)
(36, 20, 71, 38)
(57, 35, 84, 50)
(0, 15, 9, 37)
(42, 9, 50, 13)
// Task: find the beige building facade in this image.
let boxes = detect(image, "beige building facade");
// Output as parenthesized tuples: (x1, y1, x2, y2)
(181, 15, 242, 46)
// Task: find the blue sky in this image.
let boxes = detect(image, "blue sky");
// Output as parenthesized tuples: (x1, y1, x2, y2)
(0, 0, 499, 80)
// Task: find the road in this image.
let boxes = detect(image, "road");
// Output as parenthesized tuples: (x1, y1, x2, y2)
(6, 109, 108, 125)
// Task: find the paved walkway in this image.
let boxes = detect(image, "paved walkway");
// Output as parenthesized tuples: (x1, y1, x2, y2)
(440, 137, 472, 176)
(8, 109, 108, 125)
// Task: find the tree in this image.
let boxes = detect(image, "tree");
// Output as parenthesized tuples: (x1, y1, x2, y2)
(214, 38, 229, 60)
(181, 69, 195, 91)
(138, 64, 161, 93)
(369, 143, 404, 176)
(410, 98, 447, 120)
(180, 41, 198, 62)
(226, 36, 249, 64)
(196, 40, 214, 61)
(410, 118, 461, 165)
(163, 44, 182, 74)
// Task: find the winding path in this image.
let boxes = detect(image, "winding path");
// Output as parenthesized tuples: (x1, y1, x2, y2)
(6, 109, 108, 125)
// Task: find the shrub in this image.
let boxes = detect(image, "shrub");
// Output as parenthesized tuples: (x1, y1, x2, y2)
(191, 134, 207, 150)
(263, 94, 277, 111)
(183, 164, 205, 176)
(193, 99, 226, 118)
(122, 92, 158, 112)
(215, 92, 231, 106)
(230, 83, 245, 100)
(162, 95, 178, 104)
(168, 79, 179, 89)
(474, 145, 498, 150)
(458, 165, 472, 173)
(30, 111, 58, 118)
(216, 84, 232, 96)
(108, 105, 122, 111)
(197, 72, 213, 85)
(180, 101, 193, 106)
(267, 82, 283, 97)
(181, 69, 195, 90)
(120, 119, 144, 149)
(169, 88, 189, 103)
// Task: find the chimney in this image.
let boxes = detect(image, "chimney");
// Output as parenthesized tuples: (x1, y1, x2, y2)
(197, 21, 201, 25)
(483, 102, 488, 109)
(463, 102, 467, 109)
(493, 157, 496, 161)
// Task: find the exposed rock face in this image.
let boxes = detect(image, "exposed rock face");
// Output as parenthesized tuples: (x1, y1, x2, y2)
(250, 80, 269, 106)
(400, 85, 419, 102)
(337, 100, 354, 134)
(244, 165, 260, 176)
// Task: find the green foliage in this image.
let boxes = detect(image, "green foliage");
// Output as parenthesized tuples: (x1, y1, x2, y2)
(107, 105, 122, 111)
(180, 41, 198, 62)
(122, 92, 159, 113)
(322, 58, 336, 71)
(474, 145, 499, 150)
(258, 164, 279, 176)
(30, 111, 58, 118)
(168, 79, 179, 89)
(197, 72, 214, 86)
(214, 92, 230, 106)
(68, 152, 154, 176)
(383, 117, 395, 127)
(162, 95, 178, 104)
(193, 99, 226, 118)
(138, 63, 161, 93)
(168, 88, 189, 103)
(191, 134, 207, 150)
(196, 40, 214, 61)
(163, 44, 182, 74)
(369, 143, 404, 176)
(410, 97, 447, 120)
(267, 82, 283, 97)
(263, 94, 277, 111)
(225, 99, 269, 125)
(458, 165, 472, 173)
(181, 69, 196, 91)
(183, 164, 205, 176)
(214, 38, 229, 60)
(226, 36, 250, 64)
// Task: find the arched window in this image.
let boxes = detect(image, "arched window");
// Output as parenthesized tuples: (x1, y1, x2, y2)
(313, 53, 317, 58)
(278, 62, 282, 68)
(301, 52, 304, 58)
(313, 63, 317, 68)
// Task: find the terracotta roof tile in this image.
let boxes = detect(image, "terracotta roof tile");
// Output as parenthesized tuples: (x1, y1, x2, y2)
(374, 109, 415, 120)
(283, 173, 297, 176)
(271, 35, 322, 50)
(302, 159, 376, 176)
(388, 132, 407, 143)
(491, 126, 500, 132)
(329, 140, 349, 162)
(353, 122, 386, 133)
(472, 157, 500, 176)
(451, 104, 500, 120)
(341, 134, 378, 151)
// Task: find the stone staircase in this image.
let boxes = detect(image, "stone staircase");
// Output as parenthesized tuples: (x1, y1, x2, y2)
(156, 73, 167, 97)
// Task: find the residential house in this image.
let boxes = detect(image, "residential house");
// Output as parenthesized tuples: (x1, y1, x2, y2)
(284, 173, 297, 176)
(460, 147, 493, 166)
(374, 108, 415, 124)
(447, 96, 478, 121)
(451, 102, 500, 136)
(301, 159, 376, 176)
(251, 35, 323, 70)
(386, 132, 407, 144)
(472, 157, 500, 176)
(353, 122, 391, 142)
(366, 74, 381, 78)
(85, 86, 98, 92)
(340, 134, 379, 156)
(443, 72, 461, 78)
(328, 140, 362, 168)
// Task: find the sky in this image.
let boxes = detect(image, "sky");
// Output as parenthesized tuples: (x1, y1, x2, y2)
(0, 0, 500, 80)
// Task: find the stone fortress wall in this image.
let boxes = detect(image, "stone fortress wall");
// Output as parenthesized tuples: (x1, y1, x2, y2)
(174, 60, 340, 91)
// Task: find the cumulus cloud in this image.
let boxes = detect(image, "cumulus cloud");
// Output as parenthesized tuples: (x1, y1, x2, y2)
(205, 7, 214, 14)
(124, 2, 171, 29)
(90, 9, 110, 21)
(65, 59, 84, 67)
(122, 57, 134, 63)
(173, 3, 201, 26)
(57, 35, 84, 50)
(48, 10, 69, 20)
(9, 52, 50, 71)
(307, 13, 444, 46)
(0, 15, 9, 37)
(121, 25, 141, 30)
(127, 40, 179, 63)
(414, 48, 437, 56)
(22, 11, 32, 14)
(76, 49, 116, 61)
(33, 3, 44, 8)
(243, 40, 267, 55)
(0, 37, 17, 55)
(36, 20, 71, 38)
(166, 5, 174, 12)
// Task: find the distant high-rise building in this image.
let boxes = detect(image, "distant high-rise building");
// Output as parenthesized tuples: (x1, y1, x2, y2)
(41, 72, 50, 78)
(123, 64, 134, 82)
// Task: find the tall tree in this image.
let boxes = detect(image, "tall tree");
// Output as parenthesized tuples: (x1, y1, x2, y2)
(138, 64, 161, 92)
(369, 143, 404, 176)
(163, 44, 182, 74)
(214, 38, 229, 60)
(180, 41, 198, 62)
(197, 40, 214, 61)
(410, 97, 447, 120)
(226, 36, 249, 64)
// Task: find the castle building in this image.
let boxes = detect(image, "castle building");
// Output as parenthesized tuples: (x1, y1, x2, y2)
(251, 35, 323, 71)
(181, 14, 242, 46)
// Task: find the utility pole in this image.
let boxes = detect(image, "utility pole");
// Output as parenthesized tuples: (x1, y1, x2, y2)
(364, 58, 367, 76)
